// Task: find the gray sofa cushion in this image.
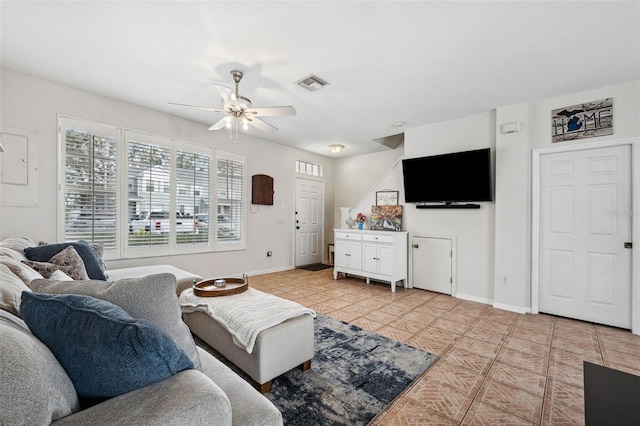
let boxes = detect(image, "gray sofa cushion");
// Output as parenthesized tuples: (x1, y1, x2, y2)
(198, 347, 283, 426)
(0, 263, 31, 316)
(0, 310, 80, 424)
(20, 292, 194, 402)
(52, 369, 233, 426)
(0, 256, 44, 284)
(30, 273, 202, 370)
(0, 236, 36, 253)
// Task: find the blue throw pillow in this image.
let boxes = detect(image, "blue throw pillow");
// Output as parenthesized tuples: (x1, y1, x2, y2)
(20, 292, 194, 401)
(24, 242, 106, 280)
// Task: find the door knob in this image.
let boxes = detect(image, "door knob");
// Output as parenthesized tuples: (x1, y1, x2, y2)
(413, 244, 419, 248)
(296, 226, 300, 229)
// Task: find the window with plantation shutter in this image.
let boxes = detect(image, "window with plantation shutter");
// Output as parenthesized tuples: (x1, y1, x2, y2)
(62, 119, 118, 251)
(176, 148, 210, 245)
(60, 117, 240, 259)
(216, 151, 246, 250)
(126, 134, 172, 248)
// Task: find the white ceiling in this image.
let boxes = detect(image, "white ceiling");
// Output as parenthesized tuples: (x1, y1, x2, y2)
(1, 1, 639, 157)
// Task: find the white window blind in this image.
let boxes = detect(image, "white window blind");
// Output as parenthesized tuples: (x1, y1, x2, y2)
(216, 151, 246, 249)
(176, 149, 210, 245)
(127, 135, 172, 248)
(62, 121, 118, 250)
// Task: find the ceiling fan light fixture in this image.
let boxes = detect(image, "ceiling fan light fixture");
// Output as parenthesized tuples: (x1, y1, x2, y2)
(329, 144, 345, 154)
(170, 69, 295, 142)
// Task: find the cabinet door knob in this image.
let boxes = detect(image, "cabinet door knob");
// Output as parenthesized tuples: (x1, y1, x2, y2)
(413, 244, 419, 248)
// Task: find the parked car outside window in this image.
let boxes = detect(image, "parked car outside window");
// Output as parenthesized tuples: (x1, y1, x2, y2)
(216, 214, 234, 239)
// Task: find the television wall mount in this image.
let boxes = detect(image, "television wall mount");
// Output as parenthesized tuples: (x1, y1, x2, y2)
(415, 202, 480, 209)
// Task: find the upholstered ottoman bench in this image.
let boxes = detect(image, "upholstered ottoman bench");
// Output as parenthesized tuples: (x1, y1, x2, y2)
(180, 286, 315, 393)
(106, 265, 202, 296)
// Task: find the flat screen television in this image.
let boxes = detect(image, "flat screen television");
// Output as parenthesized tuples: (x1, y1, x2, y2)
(402, 148, 493, 205)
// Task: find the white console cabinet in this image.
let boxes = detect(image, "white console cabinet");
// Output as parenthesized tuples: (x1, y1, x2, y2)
(333, 229, 408, 292)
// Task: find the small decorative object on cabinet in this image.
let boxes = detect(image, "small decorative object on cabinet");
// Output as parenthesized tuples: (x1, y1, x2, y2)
(333, 229, 408, 292)
(345, 216, 355, 229)
(355, 212, 366, 230)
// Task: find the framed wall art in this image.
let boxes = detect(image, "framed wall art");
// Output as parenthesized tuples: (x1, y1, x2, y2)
(376, 190, 398, 206)
(370, 205, 403, 231)
(551, 98, 613, 143)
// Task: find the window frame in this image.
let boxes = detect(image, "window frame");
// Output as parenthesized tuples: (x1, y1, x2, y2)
(58, 116, 121, 260)
(214, 149, 247, 252)
(58, 116, 246, 260)
(296, 159, 322, 177)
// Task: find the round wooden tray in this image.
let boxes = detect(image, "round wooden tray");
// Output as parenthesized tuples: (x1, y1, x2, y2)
(193, 275, 248, 297)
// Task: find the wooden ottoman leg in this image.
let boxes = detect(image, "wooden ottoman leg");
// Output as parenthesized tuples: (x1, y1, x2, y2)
(254, 380, 272, 394)
(300, 360, 311, 371)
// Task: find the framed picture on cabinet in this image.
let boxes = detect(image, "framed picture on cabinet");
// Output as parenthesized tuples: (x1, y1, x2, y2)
(370, 205, 403, 231)
(376, 190, 398, 206)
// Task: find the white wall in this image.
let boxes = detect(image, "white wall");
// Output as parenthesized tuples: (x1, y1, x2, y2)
(494, 103, 531, 312)
(404, 112, 497, 303)
(494, 81, 640, 312)
(335, 80, 639, 312)
(332, 143, 404, 230)
(0, 69, 335, 277)
(530, 81, 640, 149)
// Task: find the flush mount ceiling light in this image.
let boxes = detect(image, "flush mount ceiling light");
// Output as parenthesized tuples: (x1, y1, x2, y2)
(392, 121, 405, 128)
(329, 144, 345, 154)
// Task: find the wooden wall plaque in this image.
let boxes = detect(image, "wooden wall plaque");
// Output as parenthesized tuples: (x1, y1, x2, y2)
(252, 174, 274, 205)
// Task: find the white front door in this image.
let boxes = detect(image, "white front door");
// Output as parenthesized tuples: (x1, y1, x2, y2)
(539, 145, 632, 328)
(295, 178, 324, 266)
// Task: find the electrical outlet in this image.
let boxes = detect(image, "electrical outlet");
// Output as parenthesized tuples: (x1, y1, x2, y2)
(267, 251, 272, 257)
(501, 276, 508, 285)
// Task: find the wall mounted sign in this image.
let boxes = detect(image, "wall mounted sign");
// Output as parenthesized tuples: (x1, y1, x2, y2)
(551, 98, 613, 143)
(375, 190, 398, 206)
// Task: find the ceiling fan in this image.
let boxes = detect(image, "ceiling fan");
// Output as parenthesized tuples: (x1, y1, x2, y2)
(170, 70, 296, 135)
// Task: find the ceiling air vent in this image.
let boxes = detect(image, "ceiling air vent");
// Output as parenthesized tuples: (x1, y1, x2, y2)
(295, 74, 329, 92)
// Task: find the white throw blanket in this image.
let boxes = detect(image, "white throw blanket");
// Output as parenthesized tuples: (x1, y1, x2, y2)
(180, 287, 316, 354)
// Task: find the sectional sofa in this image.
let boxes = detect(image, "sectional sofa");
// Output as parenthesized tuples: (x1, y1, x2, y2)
(0, 236, 282, 425)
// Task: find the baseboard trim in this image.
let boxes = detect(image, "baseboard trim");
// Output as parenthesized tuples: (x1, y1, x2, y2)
(246, 266, 295, 276)
(492, 302, 531, 315)
(455, 293, 492, 306)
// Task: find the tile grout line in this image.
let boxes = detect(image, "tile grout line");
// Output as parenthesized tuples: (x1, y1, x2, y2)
(538, 316, 557, 425)
(455, 311, 520, 424)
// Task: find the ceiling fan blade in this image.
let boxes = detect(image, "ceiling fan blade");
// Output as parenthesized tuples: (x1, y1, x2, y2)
(208, 117, 229, 131)
(169, 102, 224, 113)
(246, 116, 278, 133)
(245, 106, 297, 116)
(215, 84, 234, 105)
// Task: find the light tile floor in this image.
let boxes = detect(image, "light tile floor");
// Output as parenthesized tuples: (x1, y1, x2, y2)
(248, 268, 640, 425)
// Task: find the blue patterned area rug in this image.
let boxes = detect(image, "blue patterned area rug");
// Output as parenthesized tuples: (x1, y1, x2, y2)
(197, 314, 438, 425)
